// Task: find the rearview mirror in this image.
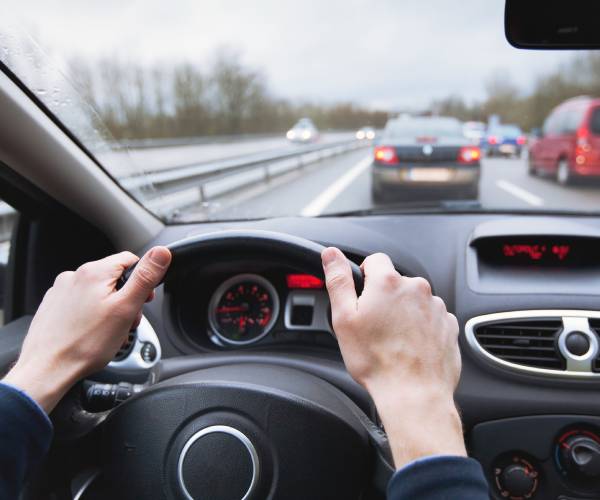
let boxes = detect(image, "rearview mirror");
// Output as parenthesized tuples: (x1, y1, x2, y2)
(505, 0, 600, 49)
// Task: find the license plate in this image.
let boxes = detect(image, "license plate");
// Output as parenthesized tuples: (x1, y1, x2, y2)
(408, 168, 452, 182)
(499, 144, 515, 153)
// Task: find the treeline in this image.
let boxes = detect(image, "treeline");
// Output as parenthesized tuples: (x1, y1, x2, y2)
(70, 49, 389, 140)
(431, 53, 600, 131)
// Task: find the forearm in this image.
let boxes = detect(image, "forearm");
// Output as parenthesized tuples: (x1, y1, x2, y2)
(367, 382, 466, 468)
(3, 357, 79, 414)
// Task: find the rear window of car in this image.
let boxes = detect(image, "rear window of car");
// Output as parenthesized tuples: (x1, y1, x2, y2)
(493, 125, 521, 136)
(384, 119, 462, 139)
(589, 108, 600, 135)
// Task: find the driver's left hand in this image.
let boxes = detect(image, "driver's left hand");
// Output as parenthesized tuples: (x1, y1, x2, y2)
(3, 247, 171, 413)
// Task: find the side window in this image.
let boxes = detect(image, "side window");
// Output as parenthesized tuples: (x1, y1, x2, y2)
(0, 200, 16, 326)
(543, 110, 561, 135)
(589, 108, 600, 136)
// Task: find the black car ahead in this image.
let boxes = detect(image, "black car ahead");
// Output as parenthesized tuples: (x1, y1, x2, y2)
(371, 116, 481, 203)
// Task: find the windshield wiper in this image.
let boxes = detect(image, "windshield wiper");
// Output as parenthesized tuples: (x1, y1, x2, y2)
(323, 199, 482, 217)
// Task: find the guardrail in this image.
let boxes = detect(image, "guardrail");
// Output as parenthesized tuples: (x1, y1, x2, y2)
(120, 138, 368, 218)
(0, 138, 369, 242)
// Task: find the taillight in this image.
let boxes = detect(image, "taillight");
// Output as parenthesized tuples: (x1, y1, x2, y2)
(576, 126, 591, 153)
(488, 135, 498, 145)
(458, 146, 481, 164)
(517, 136, 527, 145)
(374, 146, 399, 164)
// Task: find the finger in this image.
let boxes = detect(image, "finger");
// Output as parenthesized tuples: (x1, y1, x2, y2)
(360, 253, 399, 290)
(322, 247, 357, 322)
(83, 251, 140, 279)
(130, 311, 143, 331)
(119, 246, 171, 306)
(145, 290, 155, 303)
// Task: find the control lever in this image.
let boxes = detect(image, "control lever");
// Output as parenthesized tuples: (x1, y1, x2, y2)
(83, 381, 145, 412)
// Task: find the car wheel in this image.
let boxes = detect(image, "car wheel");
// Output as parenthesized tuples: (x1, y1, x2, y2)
(556, 159, 572, 185)
(528, 157, 538, 176)
(462, 185, 479, 200)
(371, 186, 387, 204)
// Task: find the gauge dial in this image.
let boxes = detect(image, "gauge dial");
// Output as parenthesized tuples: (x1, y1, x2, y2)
(208, 274, 279, 345)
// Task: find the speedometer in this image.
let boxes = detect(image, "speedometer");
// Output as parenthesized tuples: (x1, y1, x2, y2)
(208, 274, 280, 345)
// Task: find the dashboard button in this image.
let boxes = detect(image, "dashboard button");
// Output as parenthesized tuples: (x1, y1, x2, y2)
(565, 332, 590, 356)
(494, 456, 539, 499)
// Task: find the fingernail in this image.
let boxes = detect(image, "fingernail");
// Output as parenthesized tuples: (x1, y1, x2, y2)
(150, 247, 170, 267)
(322, 247, 338, 267)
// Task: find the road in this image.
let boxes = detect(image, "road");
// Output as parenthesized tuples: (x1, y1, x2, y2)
(178, 151, 600, 221)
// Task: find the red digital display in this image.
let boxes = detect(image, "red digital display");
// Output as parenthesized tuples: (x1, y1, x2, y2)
(502, 243, 571, 261)
(286, 274, 324, 289)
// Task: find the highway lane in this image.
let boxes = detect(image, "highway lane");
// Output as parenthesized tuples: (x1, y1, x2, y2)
(186, 153, 600, 220)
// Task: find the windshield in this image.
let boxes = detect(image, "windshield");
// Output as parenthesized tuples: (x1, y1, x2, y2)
(2, 1, 599, 221)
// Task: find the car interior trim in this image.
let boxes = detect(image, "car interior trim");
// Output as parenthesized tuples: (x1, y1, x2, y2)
(465, 309, 600, 378)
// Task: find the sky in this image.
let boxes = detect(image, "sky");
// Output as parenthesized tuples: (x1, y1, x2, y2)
(2, 0, 580, 110)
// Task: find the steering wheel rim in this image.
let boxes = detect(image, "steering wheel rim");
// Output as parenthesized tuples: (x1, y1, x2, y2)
(118, 229, 364, 294)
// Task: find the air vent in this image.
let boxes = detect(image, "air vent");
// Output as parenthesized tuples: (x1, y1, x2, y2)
(473, 319, 564, 370)
(589, 318, 600, 372)
(113, 331, 136, 362)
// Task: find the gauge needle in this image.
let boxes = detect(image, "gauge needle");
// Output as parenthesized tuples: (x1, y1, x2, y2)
(217, 305, 249, 313)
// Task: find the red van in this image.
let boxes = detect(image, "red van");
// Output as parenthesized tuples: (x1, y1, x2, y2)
(528, 96, 600, 184)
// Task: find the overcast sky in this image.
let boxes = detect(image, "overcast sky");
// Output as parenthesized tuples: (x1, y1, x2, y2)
(4, 0, 579, 110)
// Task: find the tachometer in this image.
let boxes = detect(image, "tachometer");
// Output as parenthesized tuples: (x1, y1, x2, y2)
(208, 274, 279, 345)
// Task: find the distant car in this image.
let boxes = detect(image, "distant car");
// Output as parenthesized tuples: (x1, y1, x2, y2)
(371, 116, 481, 202)
(484, 124, 527, 157)
(528, 96, 600, 185)
(286, 118, 319, 143)
(356, 127, 376, 140)
(463, 121, 486, 146)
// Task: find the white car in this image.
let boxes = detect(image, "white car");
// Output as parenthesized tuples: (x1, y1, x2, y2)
(356, 127, 376, 140)
(286, 118, 319, 143)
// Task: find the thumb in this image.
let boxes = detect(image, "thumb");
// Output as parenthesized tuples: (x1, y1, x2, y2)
(322, 247, 357, 324)
(119, 246, 171, 306)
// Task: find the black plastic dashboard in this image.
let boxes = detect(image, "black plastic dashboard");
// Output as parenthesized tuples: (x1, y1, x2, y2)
(140, 212, 600, 499)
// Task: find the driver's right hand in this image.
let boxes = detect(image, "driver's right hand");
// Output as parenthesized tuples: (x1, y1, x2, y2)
(321, 247, 467, 469)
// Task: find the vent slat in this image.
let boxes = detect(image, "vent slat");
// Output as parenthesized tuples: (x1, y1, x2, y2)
(474, 319, 564, 370)
(590, 322, 600, 373)
(113, 331, 136, 362)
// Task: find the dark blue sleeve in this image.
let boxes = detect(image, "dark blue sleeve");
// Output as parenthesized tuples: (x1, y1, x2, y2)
(387, 455, 490, 500)
(0, 382, 53, 500)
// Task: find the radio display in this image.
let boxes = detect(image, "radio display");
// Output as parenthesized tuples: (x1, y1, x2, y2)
(475, 236, 600, 267)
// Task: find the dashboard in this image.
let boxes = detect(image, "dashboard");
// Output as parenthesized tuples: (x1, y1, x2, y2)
(171, 261, 338, 351)
(136, 213, 600, 499)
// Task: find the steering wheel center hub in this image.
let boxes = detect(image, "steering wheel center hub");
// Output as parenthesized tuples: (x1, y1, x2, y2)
(178, 425, 259, 500)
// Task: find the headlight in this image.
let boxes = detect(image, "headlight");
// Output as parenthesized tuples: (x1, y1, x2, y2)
(366, 131, 375, 140)
(286, 130, 296, 140)
(302, 130, 311, 140)
(356, 131, 365, 140)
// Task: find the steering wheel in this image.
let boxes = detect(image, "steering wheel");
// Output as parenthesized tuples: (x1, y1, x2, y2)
(52, 230, 394, 500)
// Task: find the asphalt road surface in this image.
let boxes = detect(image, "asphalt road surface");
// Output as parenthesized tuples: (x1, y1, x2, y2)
(179, 151, 600, 221)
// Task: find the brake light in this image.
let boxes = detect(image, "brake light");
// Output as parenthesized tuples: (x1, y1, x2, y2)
(516, 136, 527, 145)
(488, 135, 498, 145)
(286, 274, 324, 289)
(576, 125, 591, 153)
(458, 146, 481, 164)
(374, 146, 399, 164)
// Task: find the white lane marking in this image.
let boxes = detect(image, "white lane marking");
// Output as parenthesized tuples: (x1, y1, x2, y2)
(301, 156, 372, 216)
(496, 179, 544, 207)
